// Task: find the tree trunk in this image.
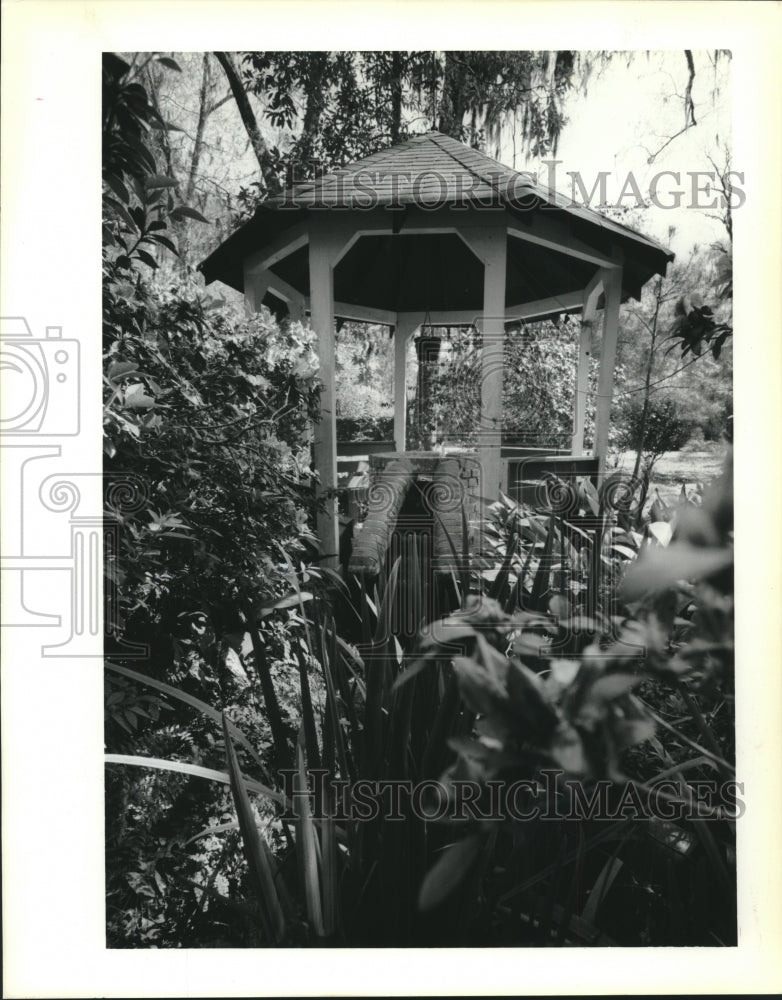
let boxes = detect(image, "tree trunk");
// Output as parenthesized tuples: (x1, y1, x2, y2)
(214, 51, 281, 195)
(295, 54, 328, 176)
(631, 277, 663, 483)
(185, 54, 211, 205)
(144, 64, 187, 270)
(684, 50, 697, 128)
(438, 52, 468, 139)
(390, 51, 403, 143)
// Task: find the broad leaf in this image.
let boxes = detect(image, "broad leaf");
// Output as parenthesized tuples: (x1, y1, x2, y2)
(419, 835, 482, 911)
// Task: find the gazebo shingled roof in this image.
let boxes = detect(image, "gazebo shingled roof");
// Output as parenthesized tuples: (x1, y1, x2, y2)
(199, 131, 674, 565)
(199, 131, 673, 310)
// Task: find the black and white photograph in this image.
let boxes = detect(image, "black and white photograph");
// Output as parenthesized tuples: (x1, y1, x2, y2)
(2, 2, 782, 996)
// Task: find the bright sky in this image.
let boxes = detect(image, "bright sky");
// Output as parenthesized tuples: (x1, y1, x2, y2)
(496, 50, 733, 259)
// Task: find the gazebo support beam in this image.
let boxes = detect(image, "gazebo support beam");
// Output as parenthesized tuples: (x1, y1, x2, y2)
(244, 266, 308, 323)
(460, 226, 508, 504)
(288, 297, 306, 323)
(332, 302, 398, 326)
(593, 265, 624, 474)
(507, 215, 618, 270)
(309, 223, 351, 567)
(395, 292, 582, 329)
(393, 316, 418, 451)
(260, 272, 301, 305)
(242, 262, 269, 315)
(244, 220, 309, 273)
(572, 273, 603, 456)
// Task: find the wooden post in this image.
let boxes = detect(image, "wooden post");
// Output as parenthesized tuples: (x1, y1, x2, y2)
(462, 226, 507, 503)
(288, 296, 307, 323)
(308, 222, 350, 567)
(242, 261, 270, 316)
(572, 273, 603, 456)
(393, 316, 418, 452)
(593, 265, 623, 474)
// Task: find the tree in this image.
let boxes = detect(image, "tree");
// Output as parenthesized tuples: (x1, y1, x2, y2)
(435, 50, 571, 154)
(613, 244, 732, 471)
(628, 276, 665, 484)
(620, 394, 692, 474)
(214, 52, 282, 196)
(222, 50, 576, 206)
(334, 323, 394, 440)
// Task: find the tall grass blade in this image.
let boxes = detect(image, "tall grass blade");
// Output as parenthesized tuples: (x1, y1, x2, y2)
(488, 524, 518, 604)
(320, 791, 339, 937)
(641, 701, 735, 774)
(320, 605, 360, 767)
(418, 834, 482, 911)
(460, 500, 471, 603)
(581, 856, 624, 924)
(221, 715, 287, 943)
(105, 661, 267, 777)
(334, 635, 367, 701)
(430, 506, 462, 607)
(511, 534, 538, 613)
(104, 753, 284, 803)
(675, 682, 734, 780)
(421, 669, 460, 779)
(529, 514, 556, 611)
(315, 639, 340, 938)
(673, 770, 732, 890)
(294, 639, 321, 771)
(362, 556, 402, 778)
(374, 554, 402, 651)
(247, 624, 292, 772)
(320, 622, 351, 784)
(586, 512, 605, 618)
(182, 821, 239, 847)
(293, 740, 325, 937)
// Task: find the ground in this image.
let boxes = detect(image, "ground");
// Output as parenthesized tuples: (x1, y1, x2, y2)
(615, 439, 729, 510)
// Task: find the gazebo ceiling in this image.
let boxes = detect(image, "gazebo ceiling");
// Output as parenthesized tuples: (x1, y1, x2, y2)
(268, 231, 596, 314)
(199, 131, 674, 315)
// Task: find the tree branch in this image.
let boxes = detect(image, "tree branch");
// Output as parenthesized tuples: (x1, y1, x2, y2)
(684, 50, 697, 128)
(213, 52, 281, 195)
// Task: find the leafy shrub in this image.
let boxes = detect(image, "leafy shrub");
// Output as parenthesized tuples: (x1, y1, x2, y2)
(103, 284, 321, 658)
(335, 323, 394, 439)
(336, 415, 393, 442)
(618, 395, 693, 464)
(103, 53, 327, 946)
(415, 318, 612, 451)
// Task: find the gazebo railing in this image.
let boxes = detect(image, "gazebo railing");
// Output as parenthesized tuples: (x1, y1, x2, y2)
(335, 441, 600, 523)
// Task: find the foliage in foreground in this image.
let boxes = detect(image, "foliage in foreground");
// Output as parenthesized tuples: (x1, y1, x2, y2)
(107, 456, 735, 947)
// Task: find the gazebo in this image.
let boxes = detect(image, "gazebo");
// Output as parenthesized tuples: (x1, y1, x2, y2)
(199, 131, 673, 564)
